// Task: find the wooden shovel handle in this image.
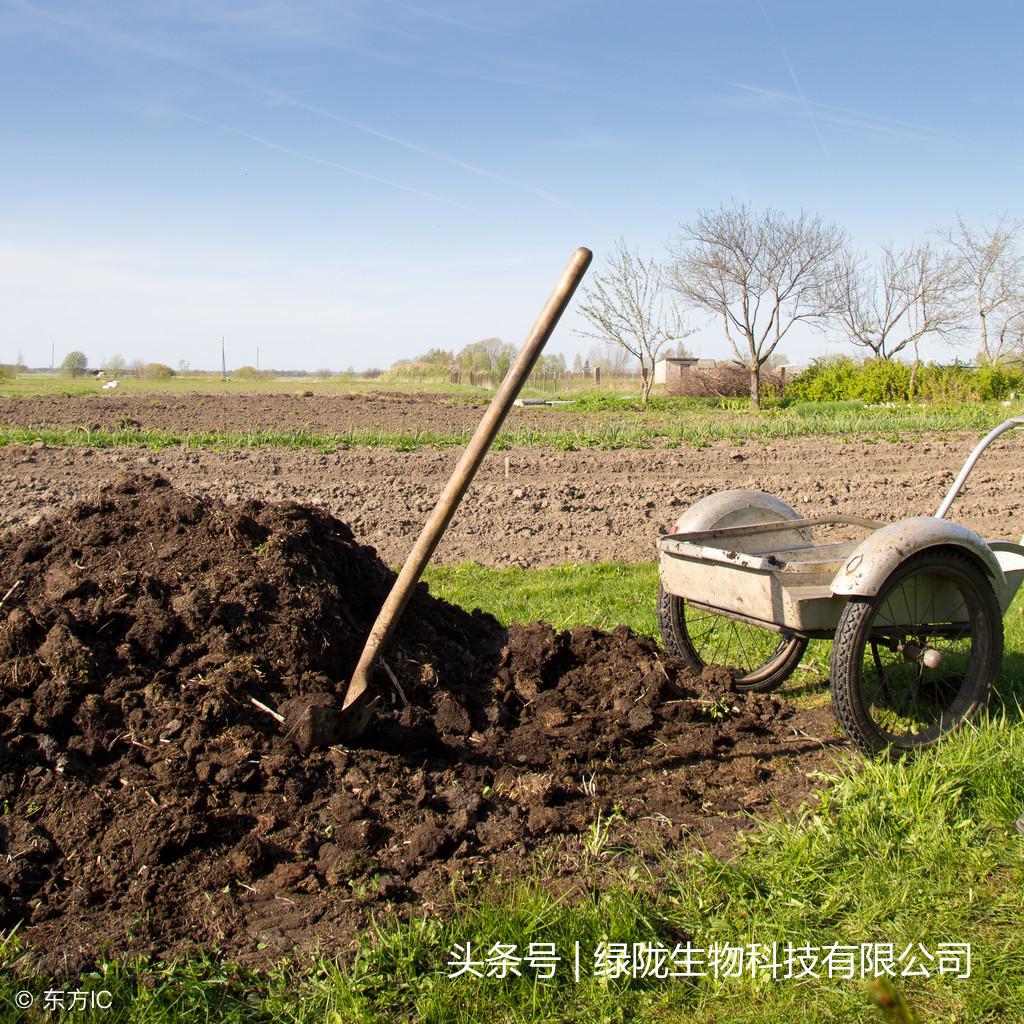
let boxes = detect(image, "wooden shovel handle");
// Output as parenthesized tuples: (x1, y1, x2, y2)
(341, 246, 593, 718)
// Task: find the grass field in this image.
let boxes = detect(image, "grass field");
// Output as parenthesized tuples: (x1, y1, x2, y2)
(0, 373, 594, 401)
(2, 565, 1021, 1023)
(0, 374, 495, 399)
(3, 375, 1024, 448)
(2, 400, 1022, 454)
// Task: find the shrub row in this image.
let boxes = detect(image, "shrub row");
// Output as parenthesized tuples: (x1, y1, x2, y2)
(784, 357, 1023, 404)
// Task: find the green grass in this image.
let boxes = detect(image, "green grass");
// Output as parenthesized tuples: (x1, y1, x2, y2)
(2, 399, 1023, 454)
(0, 372, 581, 403)
(341, 716, 1024, 1024)
(0, 423, 661, 452)
(0, 373, 496, 399)
(2, 567, 1022, 1022)
(422, 562, 661, 634)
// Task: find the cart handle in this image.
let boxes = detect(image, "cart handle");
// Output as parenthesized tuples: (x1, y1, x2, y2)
(935, 417, 1024, 519)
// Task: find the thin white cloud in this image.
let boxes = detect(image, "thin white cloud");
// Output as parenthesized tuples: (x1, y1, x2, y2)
(8, 0, 578, 213)
(179, 1, 363, 44)
(8, 0, 195, 62)
(725, 82, 959, 143)
(7, 0, 364, 52)
(175, 110, 481, 214)
(754, 0, 829, 160)
(378, 0, 511, 36)
(274, 96, 579, 213)
(780, 53, 829, 160)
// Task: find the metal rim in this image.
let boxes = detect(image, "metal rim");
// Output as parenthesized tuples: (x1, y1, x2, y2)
(853, 556, 997, 747)
(678, 600, 804, 688)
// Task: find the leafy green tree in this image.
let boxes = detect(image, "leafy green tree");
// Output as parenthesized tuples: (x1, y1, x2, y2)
(456, 338, 515, 380)
(417, 348, 455, 370)
(60, 351, 88, 377)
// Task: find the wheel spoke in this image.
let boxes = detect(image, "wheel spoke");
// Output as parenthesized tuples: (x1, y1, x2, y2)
(673, 598, 800, 690)
(861, 564, 986, 742)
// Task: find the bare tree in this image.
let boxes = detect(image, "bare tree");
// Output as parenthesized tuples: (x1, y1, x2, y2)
(575, 239, 692, 402)
(824, 242, 963, 360)
(586, 342, 632, 376)
(939, 212, 1024, 365)
(668, 204, 844, 408)
(993, 304, 1024, 361)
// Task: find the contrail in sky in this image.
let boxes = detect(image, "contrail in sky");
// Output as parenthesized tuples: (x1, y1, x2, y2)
(176, 110, 481, 215)
(10, 0, 576, 213)
(274, 95, 578, 213)
(755, 0, 830, 160)
(727, 83, 957, 143)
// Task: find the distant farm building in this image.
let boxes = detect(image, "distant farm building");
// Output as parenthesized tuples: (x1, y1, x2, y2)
(655, 357, 810, 387)
(654, 356, 717, 385)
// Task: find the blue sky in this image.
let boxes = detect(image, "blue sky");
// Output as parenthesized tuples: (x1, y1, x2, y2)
(2, 0, 1022, 371)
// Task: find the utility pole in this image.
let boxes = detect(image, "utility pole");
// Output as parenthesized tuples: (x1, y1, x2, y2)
(221, 336, 227, 381)
(50, 343, 54, 376)
(256, 346, 260, 373)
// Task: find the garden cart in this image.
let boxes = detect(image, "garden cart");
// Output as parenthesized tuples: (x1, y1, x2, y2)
(657, 418, 1024, 755)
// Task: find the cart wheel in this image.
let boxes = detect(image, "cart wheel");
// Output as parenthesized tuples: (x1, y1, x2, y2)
(829, 549, 1002, 757)
(657, 584, 807, 692)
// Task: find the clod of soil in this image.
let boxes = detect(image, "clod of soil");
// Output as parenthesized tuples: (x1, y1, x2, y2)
(0, 475, 830, 971)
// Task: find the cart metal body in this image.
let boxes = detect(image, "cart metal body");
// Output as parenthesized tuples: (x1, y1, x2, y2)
(656, 418, 1024, 754)
(659, 513, 1024, 638)
(659, 418, 1024, 636)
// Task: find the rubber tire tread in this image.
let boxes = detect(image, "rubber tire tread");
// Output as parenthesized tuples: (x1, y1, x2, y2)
(828, 549, 1002, 758)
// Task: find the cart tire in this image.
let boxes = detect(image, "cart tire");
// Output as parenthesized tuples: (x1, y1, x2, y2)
(829, 549, 1002, 757)
(657, 584, 807, 692)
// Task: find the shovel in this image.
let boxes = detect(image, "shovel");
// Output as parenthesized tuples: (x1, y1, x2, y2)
(287, 246, 593, 749)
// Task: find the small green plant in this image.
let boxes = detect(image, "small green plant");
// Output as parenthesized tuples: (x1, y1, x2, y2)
(584, 810, 613, 858)
(704, 695, 739, 720)
(870, 979, 922, 1023)
(60, 350, 89, 377)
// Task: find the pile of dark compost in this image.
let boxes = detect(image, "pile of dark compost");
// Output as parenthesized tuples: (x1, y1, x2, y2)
(0, 475, 829, 970)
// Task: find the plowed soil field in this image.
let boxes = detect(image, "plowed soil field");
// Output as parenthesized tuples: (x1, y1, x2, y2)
(1, 391, 1020, 969)
(1, 437, 1020, 567)
(0, 391, 592, 435)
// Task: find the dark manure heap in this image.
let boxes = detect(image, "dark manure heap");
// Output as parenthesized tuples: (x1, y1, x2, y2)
(0, 474, 817, 970)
